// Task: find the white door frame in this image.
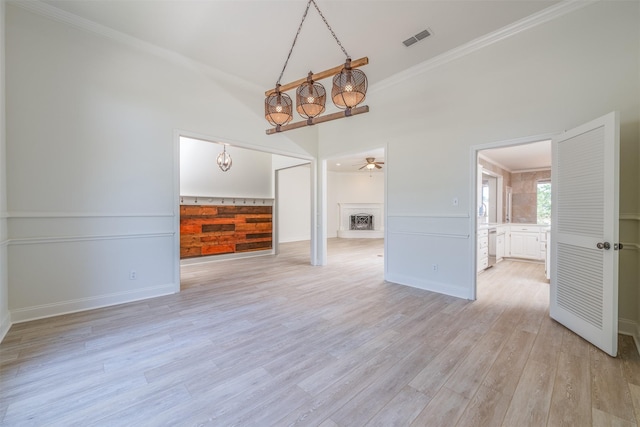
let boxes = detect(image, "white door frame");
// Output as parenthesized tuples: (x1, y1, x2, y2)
(173, 130, 316, 286)
(469, 133, 556, 300)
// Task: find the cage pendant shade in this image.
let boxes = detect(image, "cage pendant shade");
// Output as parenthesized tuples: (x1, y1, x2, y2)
(332, 62, 367, 109)
(217, 146, 232, 172)
(265, 88, 293, 126)
(296, 73, 326, 119)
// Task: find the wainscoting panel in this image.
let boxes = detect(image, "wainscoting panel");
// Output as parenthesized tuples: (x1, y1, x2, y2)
(7, 213, 178, 323)
(8, 233, 176, 322)
(386, 215, 472, 300)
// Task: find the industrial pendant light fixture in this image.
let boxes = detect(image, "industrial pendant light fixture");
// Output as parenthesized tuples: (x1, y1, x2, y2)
(264, 0, 369, 135)
(216, 145, 232, 172)
(332, 58, 367, 109)
(296, 72, 326, 120)
(265, 84, 293, 127)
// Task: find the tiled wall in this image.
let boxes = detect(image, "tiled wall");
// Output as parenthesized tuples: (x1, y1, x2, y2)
(511, 170, 551, 223)
(180, 205, 272, 258)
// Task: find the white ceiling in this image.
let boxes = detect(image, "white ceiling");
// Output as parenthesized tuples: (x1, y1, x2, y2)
(33, 0, 560, 172)
(480, 140, 551, 172)
(40, 0, 560, 90)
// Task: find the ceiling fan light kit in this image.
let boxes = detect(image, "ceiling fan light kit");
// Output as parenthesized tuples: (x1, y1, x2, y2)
(358, 157, 384, 171)
(265, 0, 369, 135)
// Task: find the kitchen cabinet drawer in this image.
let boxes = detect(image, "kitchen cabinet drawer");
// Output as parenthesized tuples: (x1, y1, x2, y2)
(478, 238, 488, 249)
(478, 229, 489, 237)
(510, 225, 539, 232)
(478, 257, 489, 271)
(479, 247, 488, 258)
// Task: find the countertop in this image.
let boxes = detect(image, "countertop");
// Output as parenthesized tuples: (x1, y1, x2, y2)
(477, 222, 551, 231)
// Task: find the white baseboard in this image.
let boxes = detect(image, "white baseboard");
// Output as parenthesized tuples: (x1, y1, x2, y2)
(619, 317, 640, 355)
(385, 273, 472, 300)
(0, 311, 11, 343)
(9, 283, 178, 324)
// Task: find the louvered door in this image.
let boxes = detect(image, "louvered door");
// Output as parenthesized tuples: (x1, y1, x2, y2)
(550, 112, 619, 357)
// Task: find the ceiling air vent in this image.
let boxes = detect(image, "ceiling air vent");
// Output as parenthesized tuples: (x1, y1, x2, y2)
(402, 28, 432, 47)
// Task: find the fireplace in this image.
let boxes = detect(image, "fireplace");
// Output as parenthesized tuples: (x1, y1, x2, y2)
(350, 214, 374, 231)
(338, 203, 383, 238)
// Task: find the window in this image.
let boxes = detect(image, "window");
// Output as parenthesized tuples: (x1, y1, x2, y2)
(537, 181, 551, 224)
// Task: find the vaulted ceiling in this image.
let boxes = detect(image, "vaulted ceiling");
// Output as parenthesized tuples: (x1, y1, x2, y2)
(40, 0, 560, 90)
(34, 0, 561, 171)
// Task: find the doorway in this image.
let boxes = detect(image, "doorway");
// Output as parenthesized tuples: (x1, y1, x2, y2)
(176, 133, 314, 278)
(323, 146, 387, 266)
(471, 112, 620, 357)
(472, 136, 553, 301)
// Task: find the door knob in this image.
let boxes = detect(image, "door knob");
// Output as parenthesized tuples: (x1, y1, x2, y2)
(596, 242, 611, 250)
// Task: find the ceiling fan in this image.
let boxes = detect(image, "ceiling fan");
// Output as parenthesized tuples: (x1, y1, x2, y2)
(357, 157, 384, 170)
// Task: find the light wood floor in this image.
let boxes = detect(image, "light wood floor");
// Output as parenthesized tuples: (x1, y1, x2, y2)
(1, 238, 639, 426)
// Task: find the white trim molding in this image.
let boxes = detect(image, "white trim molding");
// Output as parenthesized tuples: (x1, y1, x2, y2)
(7, 212, 174, 218)
(0, 311, 11, 343)
(180, 196, 273, 206)
(10, 283, 177, 324)
(619, 318, 640, 355)
(8, 232, 174, 246)
(372, 0, 597, 93)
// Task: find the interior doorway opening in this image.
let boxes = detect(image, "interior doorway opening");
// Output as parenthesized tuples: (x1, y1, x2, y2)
(323, 146, 387, 266)
(472, 137, 553, 300)
(176, 133, 314, 285)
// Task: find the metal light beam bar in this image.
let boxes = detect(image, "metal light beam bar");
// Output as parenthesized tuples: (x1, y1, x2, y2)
(265, 57, 368, 96)
(266, 105, 369, 135)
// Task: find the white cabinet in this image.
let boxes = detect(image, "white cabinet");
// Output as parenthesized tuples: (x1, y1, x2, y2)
(510, 231, 539, 259)
(477, 228, 489, 272)
(507, 225, 549, 260)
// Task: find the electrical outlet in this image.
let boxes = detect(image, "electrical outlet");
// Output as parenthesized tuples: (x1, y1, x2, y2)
(129, 270, 137, 280)
(432, 264, 438, 271)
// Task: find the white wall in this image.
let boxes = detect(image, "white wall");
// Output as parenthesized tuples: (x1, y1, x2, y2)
(4, 4, 316, 323)
(319, 0, 640, 316)
(0, 0, 10, 339)
(327, 171, 385, 238)
(277, 164, 311, 243)
(276, 168, 385, 242)
(180, 137, 273, 199)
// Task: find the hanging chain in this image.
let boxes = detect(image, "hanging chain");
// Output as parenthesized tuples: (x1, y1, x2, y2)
(276, 0, 350, 87)
(310, 0, 350, 59)
(276, 0, 312, 86)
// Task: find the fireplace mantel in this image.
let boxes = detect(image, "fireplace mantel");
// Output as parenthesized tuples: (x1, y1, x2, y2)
(337, 203, 384, 238)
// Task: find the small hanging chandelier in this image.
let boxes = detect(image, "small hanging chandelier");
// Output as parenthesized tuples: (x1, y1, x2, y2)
(216, 145, 232, 172)
(264, 0, 369, 135)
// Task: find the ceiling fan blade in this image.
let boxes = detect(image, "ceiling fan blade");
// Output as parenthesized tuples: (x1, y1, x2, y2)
(376, 162, 385, 165)
(375, 164, 382, 169)
(358, 165, 366, 170)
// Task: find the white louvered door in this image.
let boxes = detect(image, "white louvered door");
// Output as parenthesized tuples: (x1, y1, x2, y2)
(550, 112, 619, 357)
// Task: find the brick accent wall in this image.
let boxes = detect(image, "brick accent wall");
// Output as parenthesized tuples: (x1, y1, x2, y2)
(180, 205, 272, 258)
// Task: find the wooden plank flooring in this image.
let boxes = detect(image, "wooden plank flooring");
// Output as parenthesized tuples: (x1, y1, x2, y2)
(1, 238, 639, 426)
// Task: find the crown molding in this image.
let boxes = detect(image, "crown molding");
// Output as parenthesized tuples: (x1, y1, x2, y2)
(7, 0, 262, 93)
(371, 0, 598, 93)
